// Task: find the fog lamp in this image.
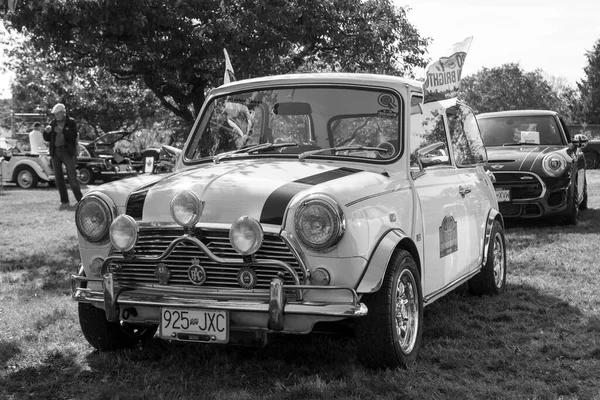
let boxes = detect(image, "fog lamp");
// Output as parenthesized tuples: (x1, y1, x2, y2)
(170, 190, 203, 228)
(110, 214, 138, 252)
(311, 268, 331, 286)
(88, 258, 104, 276)
(229, 216, 263, 256)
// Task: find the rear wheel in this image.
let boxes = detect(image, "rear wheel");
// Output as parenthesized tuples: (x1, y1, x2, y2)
(14, 165, 38, 189)
(584, 152, 599, 169)
(78, 303, 157, 350)
(77, 167, 94, 185)
(356, 250, 423, 368)
(469, 220, 506, 295)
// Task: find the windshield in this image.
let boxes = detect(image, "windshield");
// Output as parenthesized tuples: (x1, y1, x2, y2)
(479, 115, 565, 146)
(185, 86, 403, 162)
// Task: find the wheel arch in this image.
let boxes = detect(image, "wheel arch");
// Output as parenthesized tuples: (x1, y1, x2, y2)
(11, 159, 50, 182)
(356, 229, 421, 294)
(483, 209, 504, 266)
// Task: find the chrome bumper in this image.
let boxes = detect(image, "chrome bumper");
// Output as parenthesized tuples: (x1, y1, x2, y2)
(71, 273, 368, 331)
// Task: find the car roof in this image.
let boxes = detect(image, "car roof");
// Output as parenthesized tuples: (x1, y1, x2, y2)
(477, 110, 559, 119)
(216, 72, 424, 93)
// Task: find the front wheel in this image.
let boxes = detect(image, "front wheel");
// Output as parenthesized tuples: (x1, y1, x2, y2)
(584, 153, 599, 169)
(78, 303, 157, 350)
(14, 165, 39, 189)
(77, 167, 94, 185)
(564, 183, 580, 225)
(469, 220, 506, 295)
(356, 250, 423, 368)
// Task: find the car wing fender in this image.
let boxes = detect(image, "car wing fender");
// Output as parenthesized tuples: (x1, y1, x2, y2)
(12, 158, 51, 181)
(483, 208, 504, 266)
(356, 229, 421, 294)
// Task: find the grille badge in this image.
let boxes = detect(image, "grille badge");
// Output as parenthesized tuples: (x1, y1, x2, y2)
(155, 263, 172, 285)
(490, 164, 504, 170)
(237, 267, 257, 289)
(188, 258, 207, 285)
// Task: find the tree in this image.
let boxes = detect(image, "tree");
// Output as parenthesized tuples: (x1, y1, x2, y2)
(577, 38, 600, 124)
(3, 0, 429, 128)
(459, 63, 569, 117)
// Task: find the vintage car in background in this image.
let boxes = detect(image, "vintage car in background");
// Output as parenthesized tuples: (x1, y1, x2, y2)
(71, 73, 506, 368)
(134, 144, 182, 174)
(582, 138, 600, 169)
(477, 110, 588, 224)
(77, 132, 138, 185)
(0, 136, 55, 189)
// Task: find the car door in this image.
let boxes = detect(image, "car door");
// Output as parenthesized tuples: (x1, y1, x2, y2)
(410, 98, 472, 297)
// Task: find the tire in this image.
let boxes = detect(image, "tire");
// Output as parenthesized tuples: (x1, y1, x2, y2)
(14, 165, 39, 189)
(356, 250, 423, 368)
(78, 303, 157, 350)
(469, 220, 507, 295)
(564, 182, 579, 225)
(581, 177, 588, 210)
(77, 167, 94, 185)
(584, 152, 599, 169)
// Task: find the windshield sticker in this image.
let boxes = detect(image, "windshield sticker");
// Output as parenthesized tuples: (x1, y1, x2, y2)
(377, 93, 397, 110)
(439, 215, 458, 257)
(377, 109, 397, 119)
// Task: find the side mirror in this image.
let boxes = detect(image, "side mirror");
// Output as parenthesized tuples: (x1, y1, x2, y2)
(572, 133, 589, 149)
(417, 142, 450, 168)
(1, 147, 13, 162)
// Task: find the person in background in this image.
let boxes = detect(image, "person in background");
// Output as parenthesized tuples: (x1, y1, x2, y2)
(29, 122, 48, 155)
(43, 103, 83, 208)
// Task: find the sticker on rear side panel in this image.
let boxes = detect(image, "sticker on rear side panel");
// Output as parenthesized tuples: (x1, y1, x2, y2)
(439, 215, 458, 257)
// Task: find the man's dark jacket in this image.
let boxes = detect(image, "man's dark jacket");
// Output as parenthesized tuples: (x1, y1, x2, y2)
(43, 116, 78, 157)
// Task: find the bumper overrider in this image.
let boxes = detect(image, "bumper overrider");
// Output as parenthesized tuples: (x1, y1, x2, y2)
(70, 233, 368, 334)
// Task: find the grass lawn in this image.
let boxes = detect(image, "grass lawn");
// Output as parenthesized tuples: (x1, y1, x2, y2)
(1, 173, 600, 400)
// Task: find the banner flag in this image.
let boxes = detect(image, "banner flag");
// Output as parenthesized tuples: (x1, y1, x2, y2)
(423, 36, 473, 103)
(223, 48, 236, 85)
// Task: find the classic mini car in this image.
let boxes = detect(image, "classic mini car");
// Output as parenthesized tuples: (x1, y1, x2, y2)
(77, 132, 138, 185)
(0, 137, 55, 189)
(477, 110, 588, 224)
(582, 138, 600, 169)
(71, 73, 507, 368)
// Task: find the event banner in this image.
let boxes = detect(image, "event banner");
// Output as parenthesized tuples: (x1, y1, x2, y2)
(423, 36, 473, 103)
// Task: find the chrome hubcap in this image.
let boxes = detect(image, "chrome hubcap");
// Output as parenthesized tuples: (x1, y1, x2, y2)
(492, 232, 505, 288)
(18, 171, 32, 187)
(395, 269, 418, 353)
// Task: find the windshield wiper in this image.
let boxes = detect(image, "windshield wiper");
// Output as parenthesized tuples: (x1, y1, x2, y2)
(502, 142, 536, 146)
(213, 142, 298, 164)
(298, 145, 389, 161)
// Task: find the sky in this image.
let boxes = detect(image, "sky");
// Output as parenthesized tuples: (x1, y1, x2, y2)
(399, 0, 600, 86)
(1, 1, 599, 97)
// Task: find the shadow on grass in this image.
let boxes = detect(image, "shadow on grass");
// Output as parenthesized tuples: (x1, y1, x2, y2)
(2, 283, 598, 400)
(504, 206, 600, 234)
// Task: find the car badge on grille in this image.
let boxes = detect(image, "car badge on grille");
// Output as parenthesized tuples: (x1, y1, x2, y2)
(237, 267, 257, 290)
(188, 258, 207, 285)
(490, 164, 504, 170)
(155, 263, 172, 285)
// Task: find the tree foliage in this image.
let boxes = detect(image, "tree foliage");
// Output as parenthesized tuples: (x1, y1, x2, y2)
(459, 63, 573, 119)
(577, 38, 600, 124)
(4, 0, 429, 126)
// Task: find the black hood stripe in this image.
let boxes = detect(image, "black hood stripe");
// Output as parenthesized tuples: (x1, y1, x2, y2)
(126, 180, 162, 220)
(259, 167, 361, 225)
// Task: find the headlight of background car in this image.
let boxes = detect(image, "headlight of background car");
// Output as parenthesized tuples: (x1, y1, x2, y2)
(294, 194, 345, 252)
(542, 153, 567, 177)
(75, 195, 114, 242)
(110, 214, 138, 252)
(170, 190, 203, 228)
(229, 216, 263, 256)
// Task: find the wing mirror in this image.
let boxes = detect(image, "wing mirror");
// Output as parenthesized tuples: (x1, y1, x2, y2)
(571, 134, 589, 149)
(417, 142, 450, 168)
(1, 147, 13, 162)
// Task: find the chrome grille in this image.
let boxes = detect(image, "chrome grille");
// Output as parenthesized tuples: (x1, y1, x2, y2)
(112, 228, 304, 290)
(492, 172, 544, 200)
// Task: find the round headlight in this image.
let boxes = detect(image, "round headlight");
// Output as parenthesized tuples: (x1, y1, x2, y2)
(294, 195, 345, 252)
(75, 196, 113, 242)
(229, 216, 264, 256)
(170, 190, 203, 228)
(542, 153, 567, 177)
(110, 214, 138, 252)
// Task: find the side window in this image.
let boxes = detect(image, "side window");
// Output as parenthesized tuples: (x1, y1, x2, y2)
(410, 97, 451, 170)
(447, 105, 486, 167)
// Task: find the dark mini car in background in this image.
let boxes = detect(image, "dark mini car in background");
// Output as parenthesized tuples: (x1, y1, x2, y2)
(77, 131, 138, 185)
(478, 110, 588, 224)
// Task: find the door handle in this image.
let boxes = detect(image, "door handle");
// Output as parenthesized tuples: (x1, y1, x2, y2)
(459, 185, 471, 197)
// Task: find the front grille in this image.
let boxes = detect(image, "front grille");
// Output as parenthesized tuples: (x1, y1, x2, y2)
(111, 228, 304, 290)
(493, 172, 544, 200)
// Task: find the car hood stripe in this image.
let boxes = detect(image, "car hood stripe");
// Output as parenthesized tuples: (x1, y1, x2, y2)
(259, 167, 361, 225)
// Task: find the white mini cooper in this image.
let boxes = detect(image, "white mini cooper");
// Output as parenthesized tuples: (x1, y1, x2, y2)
(71, 73, 506, 368)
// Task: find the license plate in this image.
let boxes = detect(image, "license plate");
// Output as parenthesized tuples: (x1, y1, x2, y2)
(495, 188, 511, 202)
(160, 308, 229, 343)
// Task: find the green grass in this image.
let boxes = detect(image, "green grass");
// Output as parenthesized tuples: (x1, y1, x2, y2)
(1, 174, 600, 400)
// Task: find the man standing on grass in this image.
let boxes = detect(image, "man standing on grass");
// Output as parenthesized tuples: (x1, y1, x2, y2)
(43, 103, 83, 209)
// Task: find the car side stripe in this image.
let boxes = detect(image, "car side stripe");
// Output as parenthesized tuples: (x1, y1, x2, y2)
(259, 167, 361, 225)
(125, 181, 161, 220)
